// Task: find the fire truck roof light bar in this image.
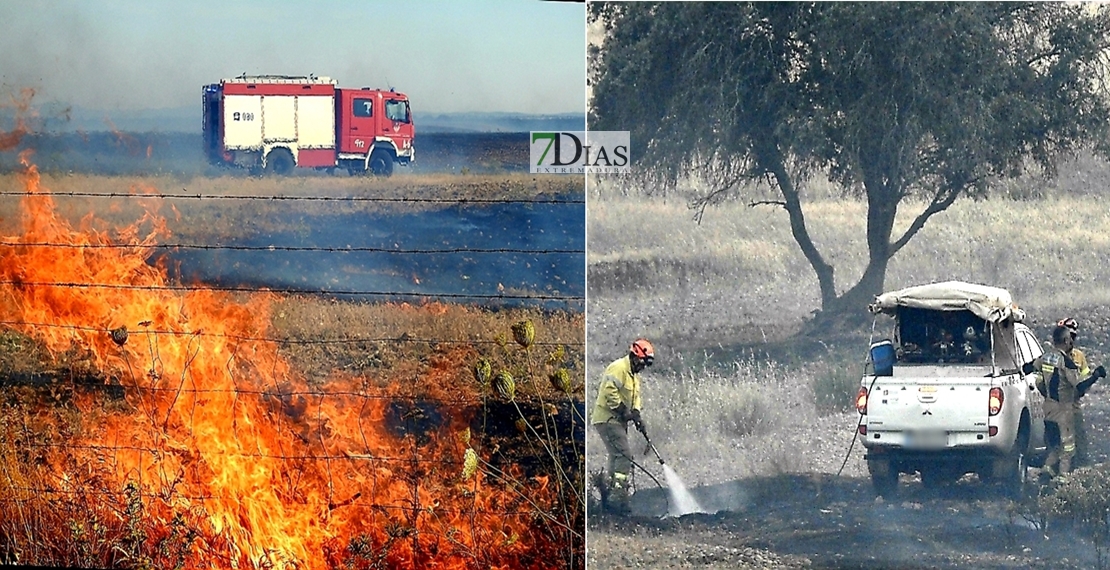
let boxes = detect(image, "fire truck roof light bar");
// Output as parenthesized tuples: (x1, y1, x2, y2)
(226, 74, 336, 85)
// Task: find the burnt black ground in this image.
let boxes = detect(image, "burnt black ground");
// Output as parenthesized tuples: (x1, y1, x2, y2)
(591, 472, 1105, 570)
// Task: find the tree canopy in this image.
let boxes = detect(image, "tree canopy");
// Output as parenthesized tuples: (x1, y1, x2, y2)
(590, 2, 1110, 316)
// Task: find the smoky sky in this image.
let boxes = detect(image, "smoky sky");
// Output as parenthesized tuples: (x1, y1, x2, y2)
(0, 0, 586, 115)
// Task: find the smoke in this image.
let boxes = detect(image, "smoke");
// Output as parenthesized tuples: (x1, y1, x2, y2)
(0, 2, 586, 115)
(0, 88, 34, 151)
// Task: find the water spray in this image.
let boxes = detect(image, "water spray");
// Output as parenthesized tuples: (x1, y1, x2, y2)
(637, 426, 704, 516)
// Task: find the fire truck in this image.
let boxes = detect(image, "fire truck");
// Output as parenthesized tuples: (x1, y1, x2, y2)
(202, 75, 414, 176)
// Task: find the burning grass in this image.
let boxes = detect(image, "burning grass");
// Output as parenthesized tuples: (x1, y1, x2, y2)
(0, 157, 584, 568)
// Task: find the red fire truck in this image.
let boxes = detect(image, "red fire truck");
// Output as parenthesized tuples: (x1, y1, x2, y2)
(202, 75, 414, 176)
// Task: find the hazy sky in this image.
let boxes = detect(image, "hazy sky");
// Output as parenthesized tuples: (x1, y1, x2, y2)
(1, 1, 586, 115)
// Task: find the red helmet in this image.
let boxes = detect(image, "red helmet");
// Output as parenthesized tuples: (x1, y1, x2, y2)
(630, 338, 655, 365)
(1058, 317, 1079, 336)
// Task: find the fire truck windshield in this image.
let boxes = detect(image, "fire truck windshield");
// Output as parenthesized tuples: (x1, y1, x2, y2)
(385, 100, 410, 123)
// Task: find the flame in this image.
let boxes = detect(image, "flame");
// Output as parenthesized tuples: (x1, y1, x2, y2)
(0, 156, 577, 568)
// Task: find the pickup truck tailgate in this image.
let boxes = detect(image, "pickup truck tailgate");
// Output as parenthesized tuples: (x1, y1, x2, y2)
(866, 368, 992, 432)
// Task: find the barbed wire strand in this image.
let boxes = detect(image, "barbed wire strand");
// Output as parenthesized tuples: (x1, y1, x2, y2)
(0, 241, 583, 255)
(0, 486, 544, 517)
(8, 379, 584, 409)
(0, 319, 583, 348)
(10, 440, 581, 468)
(0, 280, 583, 302)
(0, 190, 585, 204)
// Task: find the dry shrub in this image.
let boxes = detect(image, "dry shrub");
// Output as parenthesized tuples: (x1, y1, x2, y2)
(715, 383, 776, 438)
(1036, 465, 1110, 567)
(811, 358, 867, 416)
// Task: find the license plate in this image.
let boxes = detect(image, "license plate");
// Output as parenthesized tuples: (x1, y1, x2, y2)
(907, 430, 947, 449)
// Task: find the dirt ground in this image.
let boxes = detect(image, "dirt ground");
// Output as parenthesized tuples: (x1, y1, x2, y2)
(586, 309, 1110, 570)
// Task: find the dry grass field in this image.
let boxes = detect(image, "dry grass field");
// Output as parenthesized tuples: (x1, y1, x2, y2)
(586, 155, 1110, 568)
(588, 162, 1110, 484)
(0, 172, 581, 241)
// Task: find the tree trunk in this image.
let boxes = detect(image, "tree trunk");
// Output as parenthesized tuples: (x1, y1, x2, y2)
(766, 149, 838, 309)
(817, 175, 900, 320)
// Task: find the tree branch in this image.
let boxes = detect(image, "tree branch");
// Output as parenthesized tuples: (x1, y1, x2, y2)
(689, 171, 746, 224)
(889, 181, 972, 254)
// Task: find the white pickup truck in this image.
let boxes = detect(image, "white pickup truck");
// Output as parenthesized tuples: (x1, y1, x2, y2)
(856, 281, 1047, 497)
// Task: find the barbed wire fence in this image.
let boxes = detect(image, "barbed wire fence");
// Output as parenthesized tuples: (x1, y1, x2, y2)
(0, 187, 586, 569)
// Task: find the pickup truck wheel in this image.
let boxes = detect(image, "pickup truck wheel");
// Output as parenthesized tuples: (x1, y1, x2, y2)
(369, 150, 394, 177)
(868, 459, 898, 498)
(992, 451, 1027, 498)
(991, 420, 1031, 498)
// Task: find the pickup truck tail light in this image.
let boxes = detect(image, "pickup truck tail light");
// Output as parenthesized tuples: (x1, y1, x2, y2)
(855, 386, 869, 415)
(988, 387, 1003, 416)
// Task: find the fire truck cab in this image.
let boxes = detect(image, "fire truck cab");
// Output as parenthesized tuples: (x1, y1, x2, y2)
(202, 75, 414, 176)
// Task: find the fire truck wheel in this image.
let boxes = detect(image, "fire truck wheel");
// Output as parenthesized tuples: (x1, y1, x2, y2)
(369, 150, 394, 177)
(266, 149, 295, 176)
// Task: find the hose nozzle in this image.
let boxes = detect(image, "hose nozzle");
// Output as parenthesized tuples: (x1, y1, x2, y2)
(644, 440, 665, 465)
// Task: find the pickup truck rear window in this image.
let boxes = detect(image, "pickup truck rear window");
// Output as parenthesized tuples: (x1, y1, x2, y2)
(897, 308, 991, 364)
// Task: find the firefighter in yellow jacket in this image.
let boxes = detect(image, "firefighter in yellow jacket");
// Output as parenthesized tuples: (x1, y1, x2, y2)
(1058, 317, 1099, 466)
(591, 338, 654, 515)
(1033, 325, 1104, 476)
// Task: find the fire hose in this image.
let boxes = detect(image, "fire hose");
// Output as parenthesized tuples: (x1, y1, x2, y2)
(630, 422, 666, 487)
(642, 435, 665, 465)
(628, 457, 664, 488)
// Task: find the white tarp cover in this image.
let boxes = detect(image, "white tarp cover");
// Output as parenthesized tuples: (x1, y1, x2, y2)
(869, 280, 1025, 323)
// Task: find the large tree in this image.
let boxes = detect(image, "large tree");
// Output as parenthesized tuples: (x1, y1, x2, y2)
(590, 2, 1110, 316)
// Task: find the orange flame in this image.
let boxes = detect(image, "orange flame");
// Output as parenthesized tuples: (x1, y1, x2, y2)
(0, 157, 574, 568)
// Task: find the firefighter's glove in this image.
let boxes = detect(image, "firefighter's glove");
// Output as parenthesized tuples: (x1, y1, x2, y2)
(1077, 366, 1105, 398)
(630, 409, 646, 436)
(613, 402, 631, 423)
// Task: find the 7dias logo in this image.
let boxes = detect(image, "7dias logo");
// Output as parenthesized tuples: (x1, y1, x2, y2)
(529, 131, 630, 174)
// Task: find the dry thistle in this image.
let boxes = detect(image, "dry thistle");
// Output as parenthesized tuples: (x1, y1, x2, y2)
(493, 371, 516, 401)
(110, 326, 128, 346)
(514, 418, 529, 433)
(511, 320, 535, 348)
(462, 448, 479, 480)
(473, 358, 492, 385)
(548, 369, 571, 394)
(545, 344, 566, 366)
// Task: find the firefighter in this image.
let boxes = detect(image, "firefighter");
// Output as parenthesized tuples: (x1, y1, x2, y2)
(591, 338, 654, 515)
(1058, 317, 1101, 466)
(1032, 325, 1104, 477)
